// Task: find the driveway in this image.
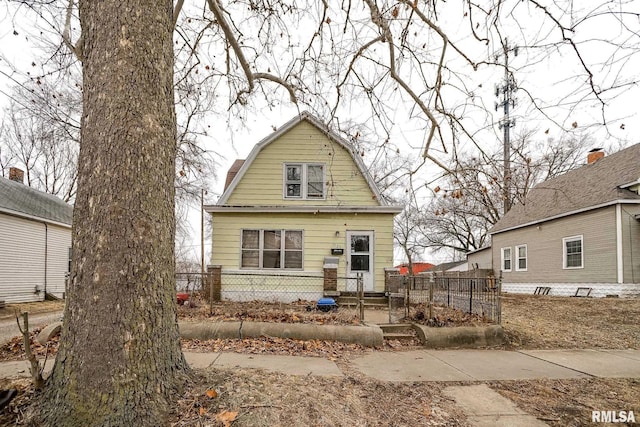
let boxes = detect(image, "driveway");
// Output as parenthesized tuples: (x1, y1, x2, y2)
(0, 311, 63, 345)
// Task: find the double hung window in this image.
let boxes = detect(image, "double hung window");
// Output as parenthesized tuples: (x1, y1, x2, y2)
(563, 235, 583, 269)
(515, 245, 527, 271)
(501, 247, 512, 272)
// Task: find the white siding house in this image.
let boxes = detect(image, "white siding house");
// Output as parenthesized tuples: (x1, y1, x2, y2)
(0, 169, 73, 303)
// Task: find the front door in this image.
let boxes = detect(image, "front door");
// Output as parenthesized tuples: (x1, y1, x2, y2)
(346, 231, 374, 291)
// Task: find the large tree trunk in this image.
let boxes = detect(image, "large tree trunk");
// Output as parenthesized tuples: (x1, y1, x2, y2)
(37, 0, 189, 424)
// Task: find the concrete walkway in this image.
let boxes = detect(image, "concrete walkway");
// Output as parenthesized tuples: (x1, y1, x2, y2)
(3, 348, 638, 426)
(2, 348, 638, 381)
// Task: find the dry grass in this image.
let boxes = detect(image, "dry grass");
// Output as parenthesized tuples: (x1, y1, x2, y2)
(501, 294, 640, 349)
(0, 301, 64, 321)
(166, 366, 468, 426)
(490, 378, 640, 427)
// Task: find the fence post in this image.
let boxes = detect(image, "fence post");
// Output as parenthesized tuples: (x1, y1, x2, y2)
(206, 265, 222, 313)
(357, 273, 364, 322)
(323, 260, 338, 295)
(428, 272, 434, 319)
(469, 279, 473, 314)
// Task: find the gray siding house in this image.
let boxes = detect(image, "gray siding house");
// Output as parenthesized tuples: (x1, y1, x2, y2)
(490, 146, 640, 297)
(0, 168, 73, 303)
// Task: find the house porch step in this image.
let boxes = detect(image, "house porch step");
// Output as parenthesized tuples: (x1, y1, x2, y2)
(379, 324, 417, 341)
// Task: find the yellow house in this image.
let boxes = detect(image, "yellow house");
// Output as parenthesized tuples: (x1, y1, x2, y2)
(206, 112, 403, 301)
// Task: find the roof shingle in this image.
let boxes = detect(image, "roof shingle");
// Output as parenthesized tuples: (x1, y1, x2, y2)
(491, 144, 640, 234)
(0, 177, 73, 225)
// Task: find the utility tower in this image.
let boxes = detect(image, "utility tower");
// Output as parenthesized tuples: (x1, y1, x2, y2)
(495, 40, 518, 214)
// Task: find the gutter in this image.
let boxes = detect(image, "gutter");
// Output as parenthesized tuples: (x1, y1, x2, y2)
(205, 205, 404, 214)
(0, 206, 71, 229)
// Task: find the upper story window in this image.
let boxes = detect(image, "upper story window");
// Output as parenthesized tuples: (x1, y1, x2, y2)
(284, 163, 325, 199)
(563, 235, 583, 269)
(515, 244, 527, 271)
(501, 247, 512, 272)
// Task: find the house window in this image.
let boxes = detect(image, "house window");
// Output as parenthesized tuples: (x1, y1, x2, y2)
(68, 247, 72, 273)
(501, 247, 512, 272)
(241, 229, 303, 269)
(516, 245, 527, 271)
(563, 235, 583, 269)
(284, 163, 325, 199)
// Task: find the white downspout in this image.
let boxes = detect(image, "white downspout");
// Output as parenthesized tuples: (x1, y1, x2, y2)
(616, 204, 624, 284)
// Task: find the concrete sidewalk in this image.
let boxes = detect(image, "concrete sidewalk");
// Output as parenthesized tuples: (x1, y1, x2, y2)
(1, 349, 639, 382)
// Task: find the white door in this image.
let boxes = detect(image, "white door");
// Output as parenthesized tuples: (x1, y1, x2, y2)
(346, 231, 374, 291)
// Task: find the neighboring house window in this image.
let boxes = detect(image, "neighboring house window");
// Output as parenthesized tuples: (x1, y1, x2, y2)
(563, 235, 583, 269)
(68, 247, 72, 273)
(284, 163, 325, 199)
(501, 247, 512, 272)
(241, 229, 303, 269)
(516, 245, 527, 271)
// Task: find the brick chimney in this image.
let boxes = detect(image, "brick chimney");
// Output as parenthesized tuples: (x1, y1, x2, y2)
(8, 167, 24, 184)
(587, 148, 604, 164)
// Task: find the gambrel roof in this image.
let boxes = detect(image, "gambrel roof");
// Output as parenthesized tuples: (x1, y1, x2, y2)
(491, 143, 640, 234)
(217, 112, 390, 207)
(0, 177, 73, 226)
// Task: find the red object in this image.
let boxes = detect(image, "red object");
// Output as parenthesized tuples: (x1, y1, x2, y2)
(395, 262, 435, 275)
(176, 293, 190, 305)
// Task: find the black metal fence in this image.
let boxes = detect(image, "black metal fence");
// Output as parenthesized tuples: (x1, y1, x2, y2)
(388, 272, 501, 324)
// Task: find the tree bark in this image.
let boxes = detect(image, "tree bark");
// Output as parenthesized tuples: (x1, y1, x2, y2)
(36, 0, 189, 424)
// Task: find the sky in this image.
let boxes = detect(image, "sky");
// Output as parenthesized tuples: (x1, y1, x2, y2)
(1, 0, 639, 266)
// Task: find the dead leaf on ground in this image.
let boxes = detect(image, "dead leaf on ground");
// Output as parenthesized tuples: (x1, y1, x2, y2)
(216, 409, 239, 426)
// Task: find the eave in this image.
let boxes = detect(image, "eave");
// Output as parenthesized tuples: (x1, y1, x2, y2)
(490, 199, 640, 236)
(205, 205, 404, 215)
(0, 206, 73, 228)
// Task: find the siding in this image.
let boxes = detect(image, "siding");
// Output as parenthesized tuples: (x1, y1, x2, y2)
(492, 206, 618, 283)
(621, 204, 640, 283)
(211, 212, 395, 292)
(46, 224, 71, 297)
(467, 248, 492, 269)
(0, 213, 71, 303)
(226, 121, 378, 206)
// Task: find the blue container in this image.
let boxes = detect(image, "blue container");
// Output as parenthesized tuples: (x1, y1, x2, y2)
(317, 297, 337, 312)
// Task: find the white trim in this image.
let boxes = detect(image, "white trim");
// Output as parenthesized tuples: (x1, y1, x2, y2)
(0, 207, 72, 229)
(206, 205, 403, 214)
(346, 230, 375, 291)
(562, 235, 584, 269)
(515, 244, 527, 272)
(222, 269, 323, 277)
(217, 112, 387, 206)
(616, 204, 624, 283)
(240, 229, 304, 271)
(501, 247, 512, 272)
(490, 200, 640, 235)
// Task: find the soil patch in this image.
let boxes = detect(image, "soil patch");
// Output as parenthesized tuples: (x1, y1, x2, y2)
(179, 298, 362, 326)
(407, 303, 490, 327)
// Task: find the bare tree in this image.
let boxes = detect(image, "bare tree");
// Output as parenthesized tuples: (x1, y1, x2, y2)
(411, 131, 594, 256)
